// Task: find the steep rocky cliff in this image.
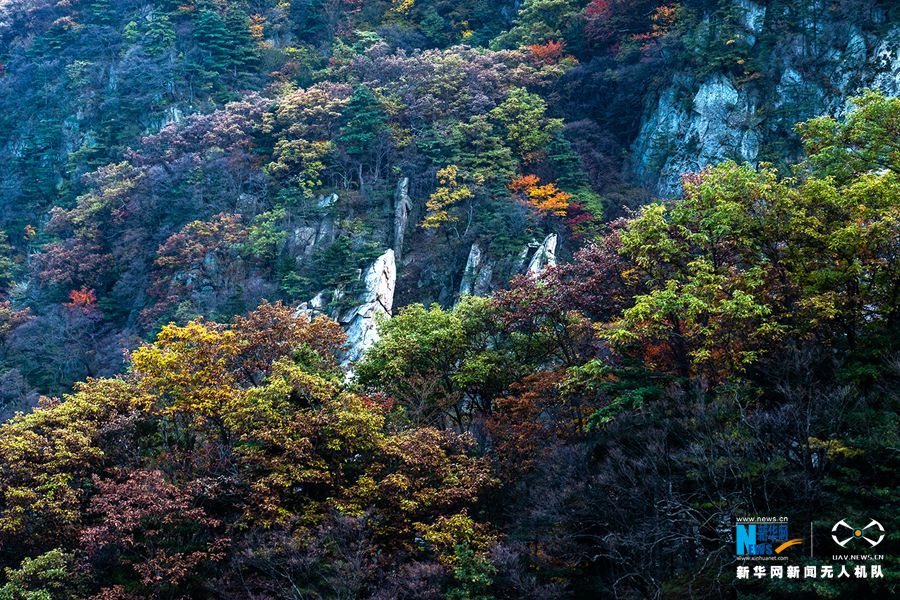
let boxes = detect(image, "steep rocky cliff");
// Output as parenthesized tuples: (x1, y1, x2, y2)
(632, 1, 898, 197)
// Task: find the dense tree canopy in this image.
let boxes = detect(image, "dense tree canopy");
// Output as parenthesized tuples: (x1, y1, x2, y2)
(0, 0, 897, 597)
(0, 92, 895, 597)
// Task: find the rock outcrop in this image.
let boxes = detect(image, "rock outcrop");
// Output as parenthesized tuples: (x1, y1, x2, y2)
(318, 192, 338, 210)
(296, 249, 397, 367)
(527, 234, 557, 276)
(734, 0, 766, 46)
(459, 243, 493, 297)
(341, 249, 396, 365)
(633, 74, 760, 198)
(393, 177, 411, 261)
(871, 28, 900, 98)
(631, 2, 899, 198)
(286, 206, 337, 259)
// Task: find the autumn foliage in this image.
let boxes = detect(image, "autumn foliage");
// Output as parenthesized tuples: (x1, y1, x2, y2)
(508, 174, 572, 216)
(0, 0, 895, 595)
(64, 288, 97, 311)
(0, 303, 494, 597)
(527, 40, 566, 64)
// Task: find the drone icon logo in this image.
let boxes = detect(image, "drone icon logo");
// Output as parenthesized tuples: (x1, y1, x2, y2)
(831, 519, 885, 548)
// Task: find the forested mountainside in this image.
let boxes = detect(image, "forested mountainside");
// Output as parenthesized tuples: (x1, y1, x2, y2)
(0, 1, 898, 598)
(0, 0, 896, 402)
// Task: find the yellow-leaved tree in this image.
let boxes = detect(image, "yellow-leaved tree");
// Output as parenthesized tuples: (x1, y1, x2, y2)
(421, 165, 485, 236)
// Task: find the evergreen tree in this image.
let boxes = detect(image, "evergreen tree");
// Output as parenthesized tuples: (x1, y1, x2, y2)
(224, 7, 259, 72)
(85, 0, 116, 26)
(289, 0, 330, 46)
(122, 20, 140, 44)
(144, 12, 176, 55)
(420, 7, 453, 47)
(547, 134, 587, 191)
(193, 8, 232, 76)
(449, 115, 517, 191)
(338, 85, 391, 190)
(339, 85, 389, 159)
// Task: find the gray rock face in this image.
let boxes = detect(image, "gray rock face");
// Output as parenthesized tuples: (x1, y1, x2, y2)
(632, 10, 899, 198)
(393, 177, 411, 260)
(871, 28, 900, 98)
(341, 249, 396, 366)
(153, 106, 184, 131)
(458, 243, 493, 297)
(633, 74, 760, 198)
(305, 291, 328, 312)
(317, 192, 338, 209)
(734, 0, 766, 46)
(294, 249, 396, 366)
(290, 226, 318, 257)
(280, 194, 340, 260)
(527, 234, 557, 276)
(316, 221, 334, 247)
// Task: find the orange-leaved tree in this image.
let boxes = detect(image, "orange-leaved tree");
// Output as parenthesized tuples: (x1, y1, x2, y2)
(509, 174, 571, 216)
